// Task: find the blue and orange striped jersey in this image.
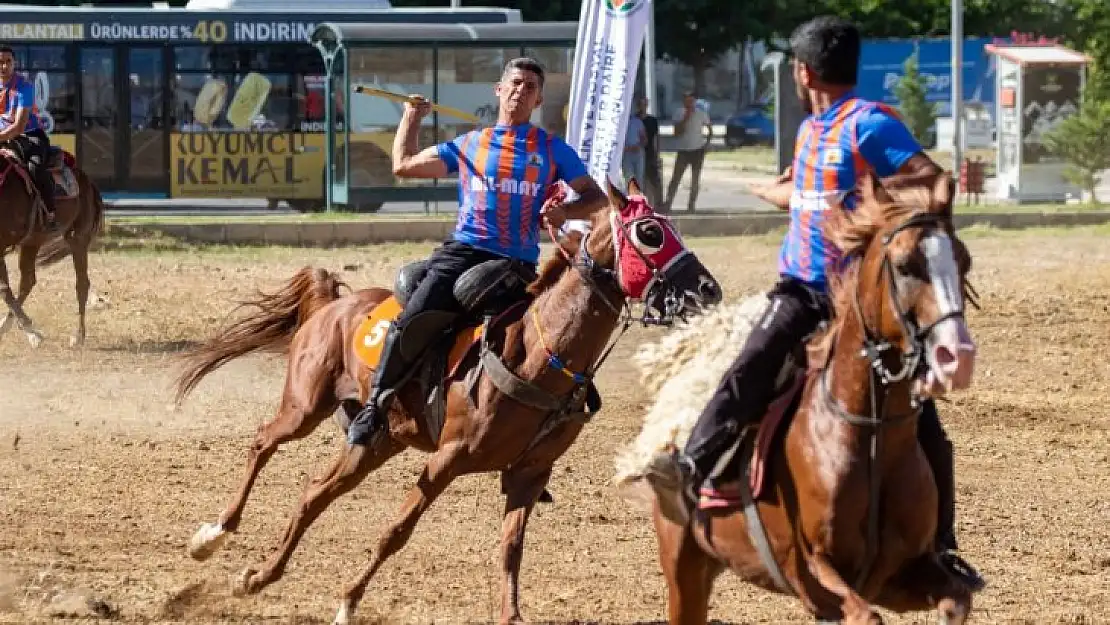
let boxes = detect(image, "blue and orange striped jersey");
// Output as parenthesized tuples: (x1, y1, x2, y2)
(436, 122, 588, 264)
(780, 93, 922, 291)
(0, 75, 42, 133)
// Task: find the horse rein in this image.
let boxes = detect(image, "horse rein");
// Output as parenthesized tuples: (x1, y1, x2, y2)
(854, 211, 967, 388)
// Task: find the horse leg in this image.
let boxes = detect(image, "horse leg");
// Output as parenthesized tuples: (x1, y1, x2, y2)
(497, 466, 553, 625)
(233, 436, 402, 597)
(188, 396, 339, 561)
(332, 441, 468, 625)
(806, 550, 883, 625)
(652, 505, 719, 625)
(0, 245, 38, 332)
(873, 554, 973, 625)
(0, 252, 42, 348)
(67, 237, 90, 348)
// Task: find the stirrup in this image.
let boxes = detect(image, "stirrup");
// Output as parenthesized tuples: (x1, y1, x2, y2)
(938, 550, 986, 593)
(346, 400, 387, 447)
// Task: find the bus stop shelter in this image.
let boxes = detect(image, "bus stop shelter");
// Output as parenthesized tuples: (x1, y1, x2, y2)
(985, 43, 1091, 203)
(310, 21, 578, 212)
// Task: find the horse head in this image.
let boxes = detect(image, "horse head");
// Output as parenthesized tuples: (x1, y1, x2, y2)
(828, 171, 976, 398)
(551, 177, 723, 326)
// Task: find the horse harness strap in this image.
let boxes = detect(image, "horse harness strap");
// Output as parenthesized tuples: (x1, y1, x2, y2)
(476, 299, 632, 463)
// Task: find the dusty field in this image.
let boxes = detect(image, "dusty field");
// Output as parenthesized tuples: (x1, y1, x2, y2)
(0, 226, 1108, 624)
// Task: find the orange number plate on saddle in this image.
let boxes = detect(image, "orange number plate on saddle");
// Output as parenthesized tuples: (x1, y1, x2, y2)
(353, 295, 484, 377)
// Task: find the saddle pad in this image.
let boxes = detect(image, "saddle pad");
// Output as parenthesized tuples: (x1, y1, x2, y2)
(353, 295, 484, 381)
(51, 166, 79, 200)
(698, 370, 807, 510)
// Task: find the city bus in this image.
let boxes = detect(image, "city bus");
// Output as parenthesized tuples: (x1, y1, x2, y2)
(0, 1, 523, 211)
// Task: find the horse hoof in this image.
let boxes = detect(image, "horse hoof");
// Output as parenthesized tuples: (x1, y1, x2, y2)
(231, 567, 260, 597)
(26, 331, 43, 349)
(332, 601, 353, 625)
(69, 335, 85, 348)
(188, 522, 228, 561)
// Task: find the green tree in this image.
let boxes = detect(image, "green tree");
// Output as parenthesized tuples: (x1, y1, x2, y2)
(1042, 100, 1110, 204)
(653, 0, 797, 96)
(892, 51, 937, 146)
(389, 0, 580, 22)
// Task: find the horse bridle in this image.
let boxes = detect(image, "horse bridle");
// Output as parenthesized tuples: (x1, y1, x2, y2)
(851, 211, 968, 388)
(546, 209, 688, 328)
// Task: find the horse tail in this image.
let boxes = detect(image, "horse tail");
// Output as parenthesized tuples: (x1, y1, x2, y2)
(611, 293, 770, 506)
(36, 170, 107, 267)
(173, 266, 347, 405)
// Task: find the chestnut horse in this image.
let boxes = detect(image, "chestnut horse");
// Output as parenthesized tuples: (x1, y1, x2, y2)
(616, 173, 982, 624)
(0, 148, 105, 348)
(174, 178, 723, 624)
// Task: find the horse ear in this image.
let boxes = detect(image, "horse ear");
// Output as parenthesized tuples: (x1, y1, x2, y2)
(606, 177, 628, 210)
(627, 176, 643, 198)
(933, 170, 955, 217)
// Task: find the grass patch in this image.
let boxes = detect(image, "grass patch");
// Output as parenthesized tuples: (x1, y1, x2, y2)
(108, 212, 457, 225)
(955, 203, 1108, 214)
(955, 222, 1110, 238)
(675, 146, 999, 175)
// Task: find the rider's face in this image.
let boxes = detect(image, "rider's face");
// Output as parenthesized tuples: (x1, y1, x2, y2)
(792, 59, 814, 114)
(496, 68, 543, 124)
(0, 53, 14, 82)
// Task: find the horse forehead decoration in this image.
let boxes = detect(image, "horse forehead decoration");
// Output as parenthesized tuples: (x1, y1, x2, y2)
(610, 194, 689, 301)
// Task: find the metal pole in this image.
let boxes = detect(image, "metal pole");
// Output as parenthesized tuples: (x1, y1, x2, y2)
(951, 0, 963, 188)
(644, 1, 658, 115)
(449, 0, 461, 7)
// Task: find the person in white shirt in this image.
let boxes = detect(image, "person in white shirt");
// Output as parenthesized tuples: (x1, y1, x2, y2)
(663, 91, 712, 212)
(622, 110, 647, 187)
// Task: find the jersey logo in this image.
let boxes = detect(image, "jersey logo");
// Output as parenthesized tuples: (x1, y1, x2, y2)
(527, 153, 544, 167)
(823, 148, 845, 166)
(468, 174, 542, 198)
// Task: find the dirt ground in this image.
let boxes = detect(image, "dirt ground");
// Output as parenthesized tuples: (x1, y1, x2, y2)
(0, 226, 1108, 624)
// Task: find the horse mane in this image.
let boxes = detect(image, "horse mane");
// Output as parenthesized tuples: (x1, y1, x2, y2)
(526, 230, 583, 295)
(807, 180, 927, 360)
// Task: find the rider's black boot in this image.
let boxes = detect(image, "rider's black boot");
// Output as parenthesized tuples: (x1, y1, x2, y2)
(347, 324, 406, 447)
(919, 401, 986, 592)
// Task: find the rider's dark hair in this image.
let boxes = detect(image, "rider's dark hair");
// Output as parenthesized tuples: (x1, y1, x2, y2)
(502, 57, 545, 87)
(0, 45, 14, 57)
(789, 16, 860, 86)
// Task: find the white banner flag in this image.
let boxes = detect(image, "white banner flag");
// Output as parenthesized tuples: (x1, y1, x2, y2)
(566, 0, 652, 190)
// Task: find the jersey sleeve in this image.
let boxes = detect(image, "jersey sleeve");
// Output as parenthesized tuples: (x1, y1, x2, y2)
(14, 82, 34, 112)
(854, 107, 923, 177)
(550, 137, 588, 182)
(435, 133, 469, 175)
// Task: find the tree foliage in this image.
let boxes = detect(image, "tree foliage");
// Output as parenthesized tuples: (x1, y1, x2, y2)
(893, 51, 937, 146)
(1042, 100, 1110, 204)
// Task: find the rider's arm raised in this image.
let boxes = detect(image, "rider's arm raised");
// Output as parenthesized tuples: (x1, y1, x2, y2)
(391, 96, 450, 179)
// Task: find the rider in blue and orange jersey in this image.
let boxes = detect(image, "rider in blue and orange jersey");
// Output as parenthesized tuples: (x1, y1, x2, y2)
(345, 57, 607, 448)
(647, 16, 985, 591)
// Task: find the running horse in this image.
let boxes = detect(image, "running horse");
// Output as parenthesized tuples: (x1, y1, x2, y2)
(0, 144, 105, 348)
(615, 172, 983, 624)
(174, 178, 723, 624)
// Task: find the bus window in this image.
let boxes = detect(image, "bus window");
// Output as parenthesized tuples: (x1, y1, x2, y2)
(7, 45, 75, 137)
(436, 47, 517, 139)
(347, 47, 434, 189)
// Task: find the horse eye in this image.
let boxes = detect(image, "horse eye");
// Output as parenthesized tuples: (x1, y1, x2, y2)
(633, 221, 664, 252)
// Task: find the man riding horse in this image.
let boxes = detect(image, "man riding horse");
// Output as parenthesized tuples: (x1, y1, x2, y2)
(0, 45, 58, 231)
(646, 16, 985, 591)
(345, 56, 607, 448)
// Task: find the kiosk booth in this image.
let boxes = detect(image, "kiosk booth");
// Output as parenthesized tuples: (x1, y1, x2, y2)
(985, 43, 1091, 203)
